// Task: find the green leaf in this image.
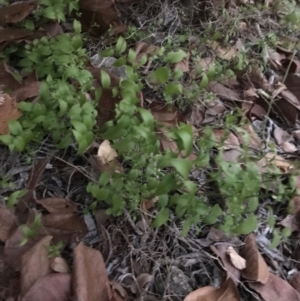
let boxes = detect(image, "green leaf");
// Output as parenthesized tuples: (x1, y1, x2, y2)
(203, 204, 222, 224)
(181, 219, 192, 236)
(100, 70, 111, 88)
(154, 67, 170, 84)
(164, 83, 183, 96)
(8, 120, 22, 136)
(99, 171, 110, 186)
(100, 48, 114, 57)
(113, 57, 126, 67)
(236, 214, 257, 235)
(0, 135, 13, 145)
(170, 158, 192, 179)
(137, 108, 154, 126)
(127, 49, 136, 61)
(78, 139, 88, 154)
(175, 125, 193, 156)
(269, 229, 281, 249)
(73, 19, 81, 34)
(155, 174, 176, 195)
(72, 120, 87, 134)
(115, 36, 127, 54)
(152, 208, 170, 228)
(158, 194, 169, 207)
(199, 73, 209, 89)
(13, 136, 25, 151)
(165, 49, 187, 63)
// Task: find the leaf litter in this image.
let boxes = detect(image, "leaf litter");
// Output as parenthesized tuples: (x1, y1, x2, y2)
(2, 0, 300, 300)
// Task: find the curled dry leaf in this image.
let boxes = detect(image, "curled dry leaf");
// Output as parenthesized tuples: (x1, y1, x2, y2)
(97, 140, 118, 164)
(241, 234, 269, 284)
(73, 242, 112, 301)
(21, 235, 52, 296)
(226, 246, 246, 270)
(184, 278, 240, 301)
(210, 41, 238, 60)
(210, 244, 241, 285)
(36, 198, 78, 214)
(248, 272, 300, 301)
(208, 81, 240, 101)
(50, 257, 69, 273)
(22, 273, 71, 301)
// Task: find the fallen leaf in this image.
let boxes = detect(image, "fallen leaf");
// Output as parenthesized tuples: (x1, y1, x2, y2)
(290, 271, 300, 294)
(248, 272, 300, 301)
(210, 244, 241, 285)
(0, 0, 36, 25)
(208, 81, 241, 101)
(257, 152, 294, 173)
(0, 206, 17, 242)
(237, 123, 262, 150)
(21, 235, 52, 296)
(79, 0, 120, 36)
(210, 41, 238, 60)
(0, 27, 33, 44)
(0, 93, 21, 135)
(41, 213, 88, 245)
(22, 273, 71, 301)
(36, 198, 78, 214)
(241, 234, 269, 284)
(226, 246, 246, 270)
(73, 242, 112, 301)
(97, 140, 118, 164)
(4, 223, 45, 270)
(135, 42, 160, 64)
(184, 278, 240, 301)
(11, 79, 40, 102)
(50, 257, 69, 273)
(212, 129, 240, 150)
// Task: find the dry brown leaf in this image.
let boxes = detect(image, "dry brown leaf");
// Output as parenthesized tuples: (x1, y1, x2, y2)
(290, 272, 300, 294)
(208, 81, 241, 101)
(257, 153, 294, 173)
(135, 42, 159, 63)
(11, 79, 40, 102)
(0, 1, 36, 25)
(226, 246, 246, 270)
(73, 242, 112, 301)
(210, 41, 238, 60)
(79, 0, 120, 36)
(249, 104, 267, 120)
(21, 235, 52, 296)
(4, 223, 45, 271)
(50, 257, 69, 273)
(0, 93, 21, 135)
(184, 278, 240, 301)
(273, 127, 293, 145)
(237, 123, 262, 150)
(212, 129, 240, 150)
(285, 74, 300, 104)
(22, 273, 71, 301)
(241, 234, 269, 284)
(280, 214, 298, 232)
(281, 141, 297, 153)
(36, 198, 78, 214)
(210, 244, 241, 285)
(248, 272, 300, 301)
(0, 207, 17, 242)
(41, 213, 88, 245)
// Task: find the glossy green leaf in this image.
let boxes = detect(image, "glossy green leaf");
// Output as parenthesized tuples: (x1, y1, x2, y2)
(236, 214, 257, 235)
(100, 70, 111, 88)
(115, 36, 127, 54)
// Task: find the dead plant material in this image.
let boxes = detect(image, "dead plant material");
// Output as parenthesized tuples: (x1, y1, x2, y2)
(184, 278, 240, 301)
(240, 234, 269, 284)
(36, 198, 78, 214)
